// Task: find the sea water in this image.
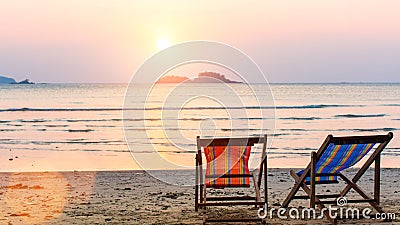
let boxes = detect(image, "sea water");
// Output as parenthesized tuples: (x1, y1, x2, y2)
(0, 83, 399, 171)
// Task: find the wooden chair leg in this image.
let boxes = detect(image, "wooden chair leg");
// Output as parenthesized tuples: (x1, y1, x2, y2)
(199, 158, 204, 204)
(282, 170, 303, 207)
(264, 158, 268, 208)
(203, 186, 207, 224)
(291, 172, 336, 224)
(253, 173, 261, 208)
(310, 152, 317, 208)
(200, 184, 204, 205)
(339, 174, 385, 214)
(374, 154, 381, 205)
(195, 155, 199, 211)
(258, 135, 267, 189)
(195, 185, 199, 211)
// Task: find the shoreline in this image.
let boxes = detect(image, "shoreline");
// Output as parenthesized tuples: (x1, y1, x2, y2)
(2, 166, 400, 173)
(0, 169, 398, 224)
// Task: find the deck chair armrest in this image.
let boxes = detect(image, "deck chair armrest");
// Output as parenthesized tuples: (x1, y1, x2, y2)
(251, 168, 259, 176)
(257, 136, 268, 188)
(206, 174, 253, 178)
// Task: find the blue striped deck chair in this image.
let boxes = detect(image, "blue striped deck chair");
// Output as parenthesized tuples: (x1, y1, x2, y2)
(282, 132, 393, 224)
(195, 135, 268, 224)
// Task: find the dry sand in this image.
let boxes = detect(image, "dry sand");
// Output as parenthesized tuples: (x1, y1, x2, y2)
(0, 168, 398, 224)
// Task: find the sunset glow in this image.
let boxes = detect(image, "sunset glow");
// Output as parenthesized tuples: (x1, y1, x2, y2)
(0, 1, 399, 224)
(156, 38, 171, 50)
(1, 1, 399, 83)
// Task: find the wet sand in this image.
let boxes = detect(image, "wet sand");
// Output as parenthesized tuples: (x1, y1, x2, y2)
(0, 168, 398, 224)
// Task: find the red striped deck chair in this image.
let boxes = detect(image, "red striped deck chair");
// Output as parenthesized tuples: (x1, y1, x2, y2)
(282, 132, 393, 224)
(195, 135, 268, 224)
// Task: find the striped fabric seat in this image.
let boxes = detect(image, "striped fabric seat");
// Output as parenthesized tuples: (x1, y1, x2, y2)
(204, 146, 251, 187)
(297, 143, 375, 184)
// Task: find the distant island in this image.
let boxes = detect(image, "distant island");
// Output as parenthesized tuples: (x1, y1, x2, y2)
(157, 75, 189, 83)
(157, 72, 242, 84)
(0, 75, 34, 84)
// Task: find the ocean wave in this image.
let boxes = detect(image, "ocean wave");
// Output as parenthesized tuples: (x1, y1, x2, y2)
(0, 104, 362, 112)
(0, 117, 312, 125)
(0, 107, 122, 112)
(0, 128, 25, 132)
(3, 142, 399, 155)
(280, 128, 307, 131)
(337, 128, 397, 132)
(17, 119, 49, 123)
(275, 104, 362, 109)
(65, 129, 95, 133)
(380, 104, 400, 107)
(334, 114, 386, 118)
(32, 140, 124, 145)
(280, 117, 322, 120)
(65, 117, 263, 122)
(0, 147, 130, 152)
(43, 125, 69, 127)
(62, 119, 123, 122)
(1, 140, 125, 146)
(220, 128, 270, 131)
(86, 125, 117, 128)
(383, 153, 400, 156)
(271, 133, 291, 136)
(4, 147, 400, 156)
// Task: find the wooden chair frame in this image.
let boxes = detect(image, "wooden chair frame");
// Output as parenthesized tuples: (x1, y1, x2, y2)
(195, 135, 268, 224)
(282, 132, 393, 224)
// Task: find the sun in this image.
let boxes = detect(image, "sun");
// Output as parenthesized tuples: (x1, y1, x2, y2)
(156, 38, 171, 50)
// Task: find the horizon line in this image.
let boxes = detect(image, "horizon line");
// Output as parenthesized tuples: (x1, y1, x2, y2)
(8, 81, 400, 85)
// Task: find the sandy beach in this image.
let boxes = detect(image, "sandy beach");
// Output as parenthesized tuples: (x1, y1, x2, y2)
(0, 168, 398, 224)
(1, 1, 400, 224)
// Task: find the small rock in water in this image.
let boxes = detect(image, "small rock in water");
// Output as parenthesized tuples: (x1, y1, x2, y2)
(31, 185, 44, 190)
(10, 213, 30, 217)
(9, 158, 13, 161)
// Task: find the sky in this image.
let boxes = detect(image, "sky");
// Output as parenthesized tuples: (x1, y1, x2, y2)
(0, 1, 399, 83)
